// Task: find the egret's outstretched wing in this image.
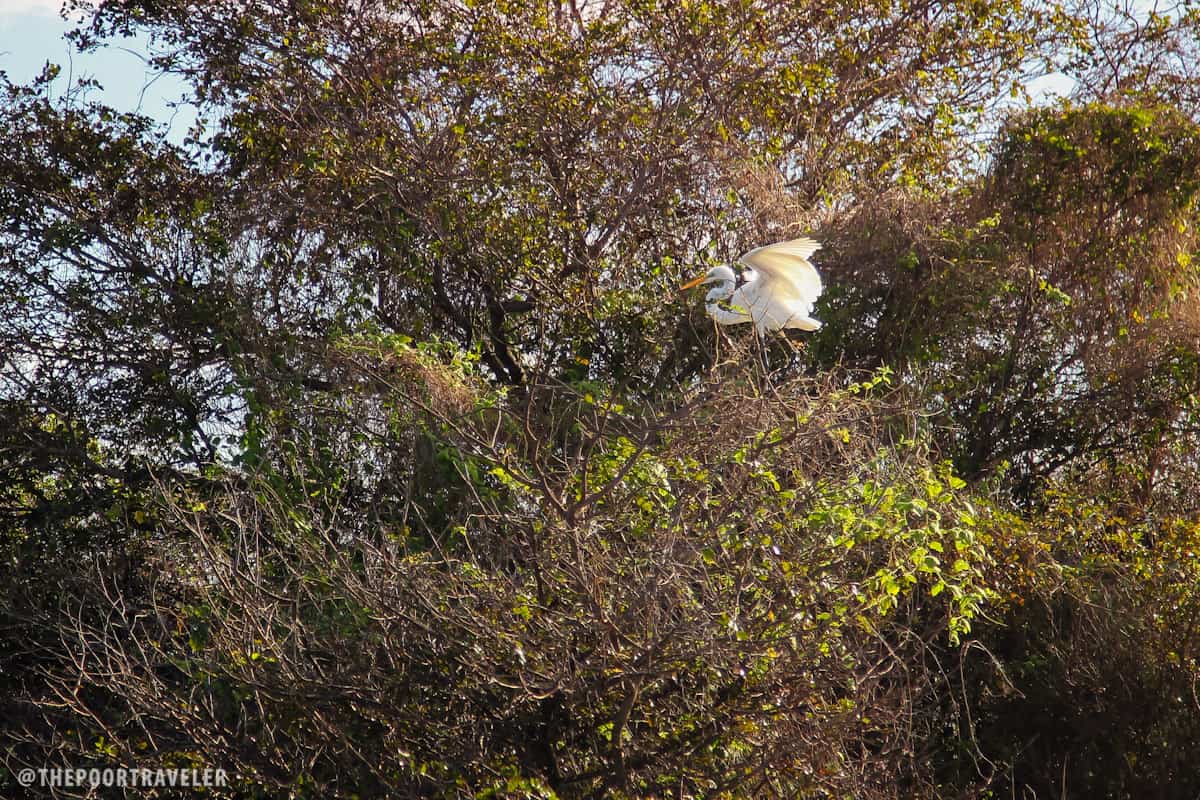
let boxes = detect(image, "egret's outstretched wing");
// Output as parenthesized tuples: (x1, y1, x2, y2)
(738, 237, 823, 308)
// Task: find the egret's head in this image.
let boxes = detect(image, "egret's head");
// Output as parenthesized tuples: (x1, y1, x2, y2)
(679, 265, 737, 291)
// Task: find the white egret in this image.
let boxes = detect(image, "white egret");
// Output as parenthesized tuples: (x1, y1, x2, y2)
(680, 237, 823, 334)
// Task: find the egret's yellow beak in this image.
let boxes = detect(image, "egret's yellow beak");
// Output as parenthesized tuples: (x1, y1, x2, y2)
(679, 274, 706, 291)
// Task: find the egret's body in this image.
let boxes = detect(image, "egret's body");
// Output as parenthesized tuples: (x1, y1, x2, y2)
(681, 237, 823, 335)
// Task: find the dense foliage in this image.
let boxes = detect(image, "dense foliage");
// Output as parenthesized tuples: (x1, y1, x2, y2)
(2, 0, 1200, 797)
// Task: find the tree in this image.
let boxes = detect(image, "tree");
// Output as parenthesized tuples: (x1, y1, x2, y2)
(4, 0, 1200, 797)
(816, 104, 1200, 506)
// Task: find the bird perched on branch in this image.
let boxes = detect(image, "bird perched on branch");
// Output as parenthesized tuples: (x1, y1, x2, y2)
(680, 237, 823, 335)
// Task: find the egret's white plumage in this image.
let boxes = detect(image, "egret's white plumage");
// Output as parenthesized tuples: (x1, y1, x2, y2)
(681, 237, 823, 334)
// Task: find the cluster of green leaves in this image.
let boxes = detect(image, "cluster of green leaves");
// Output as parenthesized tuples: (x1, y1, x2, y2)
(28, 358, 1022, 798)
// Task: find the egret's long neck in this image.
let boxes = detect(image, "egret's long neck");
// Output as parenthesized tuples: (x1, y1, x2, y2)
(705, 280, 751, 325)
(704, 280, 735, 304)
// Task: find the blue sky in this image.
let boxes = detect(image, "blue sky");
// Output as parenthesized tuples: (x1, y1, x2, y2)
(0, 0, 196, 140)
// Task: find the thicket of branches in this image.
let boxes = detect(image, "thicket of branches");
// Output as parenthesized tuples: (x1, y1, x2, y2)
(3, 0, 1200, 797)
